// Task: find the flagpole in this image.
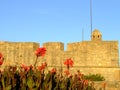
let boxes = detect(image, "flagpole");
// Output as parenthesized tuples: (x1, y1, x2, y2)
(90, 0, 92, 36)
(82, 28, 84, 41)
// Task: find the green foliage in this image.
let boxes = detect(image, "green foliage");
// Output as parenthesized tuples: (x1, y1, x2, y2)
(0, 66, 106, 90)
(27, 76, 35, 89)
(84, 73, 105, 81)
(5, 85, 12, 90)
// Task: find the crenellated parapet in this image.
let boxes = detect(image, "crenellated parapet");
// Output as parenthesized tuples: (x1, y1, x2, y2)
(43, 42, 64, 51)
(0, 30, 119, 68)
(0, 29, 119, 81)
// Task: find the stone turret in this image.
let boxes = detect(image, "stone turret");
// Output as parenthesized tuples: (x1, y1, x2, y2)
(91, 29, 102, 41)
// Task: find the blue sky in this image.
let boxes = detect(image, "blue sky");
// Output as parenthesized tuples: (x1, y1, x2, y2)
(0, 0, 120, 49)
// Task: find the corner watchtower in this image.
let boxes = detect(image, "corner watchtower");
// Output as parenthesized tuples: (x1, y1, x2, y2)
(91, 29, 102, 41)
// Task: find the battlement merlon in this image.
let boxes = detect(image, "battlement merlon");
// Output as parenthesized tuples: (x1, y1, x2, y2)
(67, 41, 118, 51)
(67, 40, 119, 67)
(43, 42, 64, 51)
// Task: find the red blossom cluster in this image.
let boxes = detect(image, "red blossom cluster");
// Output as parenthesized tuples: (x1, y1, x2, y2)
(35, 47, 46, 57)
(83, 79, 89, 85)
(64, 58, 74, 67)
(63, 58, 74, 76)
(77, 70, 84, 79)
(64, 69, 70, 75)
(0, 53, 3, 65)
(51, 68, 56, 74)
(21, 64, 34, 72)
(34, 47, 47, 67)
(38, 62, 47, 71)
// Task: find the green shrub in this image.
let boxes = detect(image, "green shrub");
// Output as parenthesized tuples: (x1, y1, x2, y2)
(84, 74, 105, 81)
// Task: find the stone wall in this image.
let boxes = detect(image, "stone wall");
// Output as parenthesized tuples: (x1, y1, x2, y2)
(0, 41, 39, 67)
(45, 66, 120, 81)
(67, 41, 119, 67)
(93, 81, 120, 90)
(0, 40, 119, 81)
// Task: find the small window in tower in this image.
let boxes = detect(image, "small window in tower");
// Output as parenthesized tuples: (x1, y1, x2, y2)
(98, 35, 99, 38)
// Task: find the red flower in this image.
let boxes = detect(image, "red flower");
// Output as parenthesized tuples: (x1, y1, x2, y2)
(42, 62, 47, 67)
(35, 47, 46, 57)
(51, 68, 56, 74)
(77, 70, 84, 78)
(21, 64, 29, 72)
(0, 53, 3, 60)
(38, 62, 47, 71)
(0, 53, 3, 65)
(38, 66, 44, 71)
(29, 65, 34, 70)
(64, 58, 74, 67)
(0, 59, 3, 65)
(21, 64, 26, 68)
(64, 69, 70, 75)
(83, 79, 89, 85)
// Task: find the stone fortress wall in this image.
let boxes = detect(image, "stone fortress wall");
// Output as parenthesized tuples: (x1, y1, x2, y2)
(0, 29, 120, 81)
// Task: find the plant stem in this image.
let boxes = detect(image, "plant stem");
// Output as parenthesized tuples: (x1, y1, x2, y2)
(67, 65, 69, 71)
(34, 57, 38, 68)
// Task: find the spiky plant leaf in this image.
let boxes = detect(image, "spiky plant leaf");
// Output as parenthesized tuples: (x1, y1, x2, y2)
(27, 76, 35, 89)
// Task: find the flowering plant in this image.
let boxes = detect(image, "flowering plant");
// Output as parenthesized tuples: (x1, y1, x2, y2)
(64, 69, 70, 76)
(34, 47, 46, 68)
(0, 53, 4, 65)
(0, 51, 104, 90)
(51, 68, 56, 74)
(35, 47, 46, 57)
(64, 58, 73, 70)
(38, 62, 47, 71)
